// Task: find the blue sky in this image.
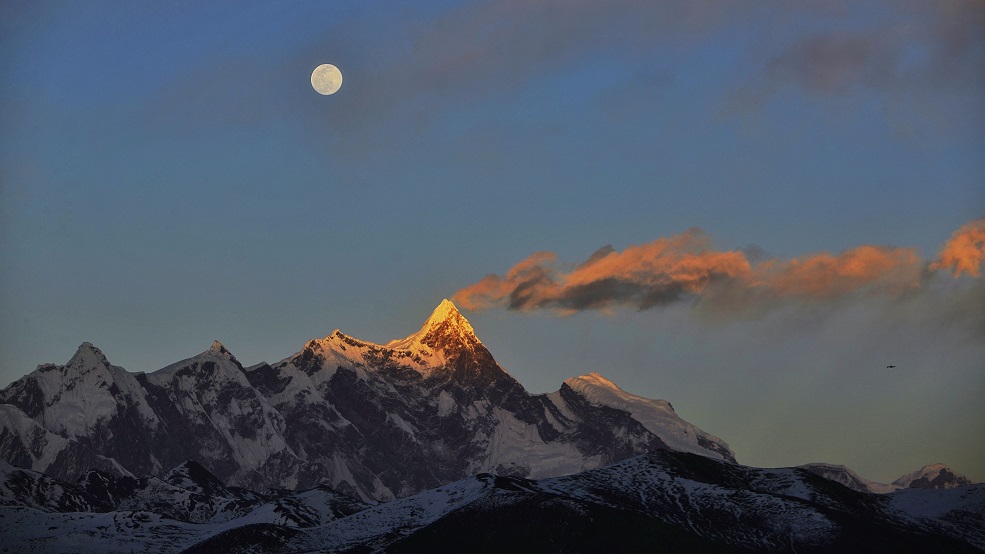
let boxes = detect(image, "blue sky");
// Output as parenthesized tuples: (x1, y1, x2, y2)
(2, 0, 983, 483)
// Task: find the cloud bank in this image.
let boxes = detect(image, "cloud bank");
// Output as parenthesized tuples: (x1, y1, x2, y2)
(453, 219, 983, 316)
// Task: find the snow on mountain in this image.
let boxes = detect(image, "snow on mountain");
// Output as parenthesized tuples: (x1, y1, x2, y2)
(385, 299, 481, 355)
(1, 299, 730, 503)
(142, 344, 293, 487)
(799, 463, 902, 494)
(0, 459, 98, 512)
(0, 458, 371, 553)
(560, 372, 735, 462)
(893, 463, 972, 490)
(1, 300, 980, 551)
(4, 342, 159, 439)
(365, 452, 984, 552)
(800, 463, 976, 495)
(258, 299, 681, 498)
(0, 404, 133, 481)
(294, 474, 493, 552)
(2, 298, 976, 516)
(5, 451, 982, 553)
(888, 484, 985, 550)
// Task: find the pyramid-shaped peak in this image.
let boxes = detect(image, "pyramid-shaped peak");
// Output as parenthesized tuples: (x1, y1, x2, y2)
(428, 299, 466, 324)
(424, 299, 476, 335)
(202, 340, 241, 368)
(67, 342, 111, 370)
(210, 340, 230, 356)
(386, 299, 480, 350)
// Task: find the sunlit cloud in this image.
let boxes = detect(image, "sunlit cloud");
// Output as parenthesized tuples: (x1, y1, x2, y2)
(454, 219, 981, 316)
(930, 218, 985, 277)
(752, 245, 923, 298)
(454, 229, 750, 313)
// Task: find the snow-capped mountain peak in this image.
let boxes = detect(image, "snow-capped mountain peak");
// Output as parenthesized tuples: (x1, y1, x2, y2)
(573, 372, 621, 390)
(150, 341, 246, 378)
(798, 463, 901, 494)
(429, 298, 468, 323)
(4, 300, 736, 503)
(801, 462, 975, 494)
(66, 342, 111, 373)
(386, 299, 479, 351)
(560, 372, 736, 463)
(893, 463, 971, 490)
(206, 340, 240, 364)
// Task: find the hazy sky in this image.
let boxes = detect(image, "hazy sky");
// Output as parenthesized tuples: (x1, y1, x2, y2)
(2, 1, 983, 483)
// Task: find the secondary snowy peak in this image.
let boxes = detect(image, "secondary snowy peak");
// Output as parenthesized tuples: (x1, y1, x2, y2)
(293, 300, 483, 374)
(386, 299, 479, 351)
(804, 462, 975, 494)
(0, 342, 162, 452)
(798, 463, 901, 494)
(150, 341, 246, 378)
(65, 342, 112, 373)
(568, 372, 620, 390)
(893, 464, 972, 490)
(209, 340, 228, 355)
(560, 372, 736, 463)
(206, 340, 240, 364)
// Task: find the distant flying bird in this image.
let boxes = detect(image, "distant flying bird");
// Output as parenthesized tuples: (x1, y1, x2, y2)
(886, 365, 896, 368)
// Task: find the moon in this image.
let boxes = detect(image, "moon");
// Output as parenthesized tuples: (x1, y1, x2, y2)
(310, 64, 342, 95)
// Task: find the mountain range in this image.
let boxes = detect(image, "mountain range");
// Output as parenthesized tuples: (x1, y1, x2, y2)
(1, 299, 981, 551)
(0, 300, 731, 502)
(2, 451, 982, 552)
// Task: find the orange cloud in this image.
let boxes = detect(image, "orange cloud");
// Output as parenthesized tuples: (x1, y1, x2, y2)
(753, 245, 923, 298)
(930, 218, 985, 277)
(454, 221, 980, 315)
(453, 251, 558, 311)
(453, 229, 751, 312)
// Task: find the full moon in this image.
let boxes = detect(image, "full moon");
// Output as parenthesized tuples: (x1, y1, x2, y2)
(310, 64, 342, 95)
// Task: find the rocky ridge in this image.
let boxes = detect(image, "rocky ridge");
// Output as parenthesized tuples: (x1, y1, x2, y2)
(0, 300, 733, 502)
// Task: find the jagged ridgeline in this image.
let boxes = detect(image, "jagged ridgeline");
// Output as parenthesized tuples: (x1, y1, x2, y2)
(0, 300, 733, 502)
(2, 300, 983, 553)
(2, 451, 983, 553)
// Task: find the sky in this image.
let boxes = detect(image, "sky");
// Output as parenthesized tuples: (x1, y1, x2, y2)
(1, 0, 983, 484)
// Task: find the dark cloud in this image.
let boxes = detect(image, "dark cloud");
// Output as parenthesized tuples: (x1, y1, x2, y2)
(741, 244, 770, 264)
(578, 245, 616, 269)
(322, 0, 769, 135)
(726, 0, 985, 112)
(281, 0, 985, 166)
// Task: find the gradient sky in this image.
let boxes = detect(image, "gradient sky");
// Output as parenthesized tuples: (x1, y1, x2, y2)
(2, 1, 983, 483)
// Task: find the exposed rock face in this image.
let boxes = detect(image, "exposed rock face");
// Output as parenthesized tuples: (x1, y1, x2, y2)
(0, 459, 366, 528)
(0, 300, 733, 501)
